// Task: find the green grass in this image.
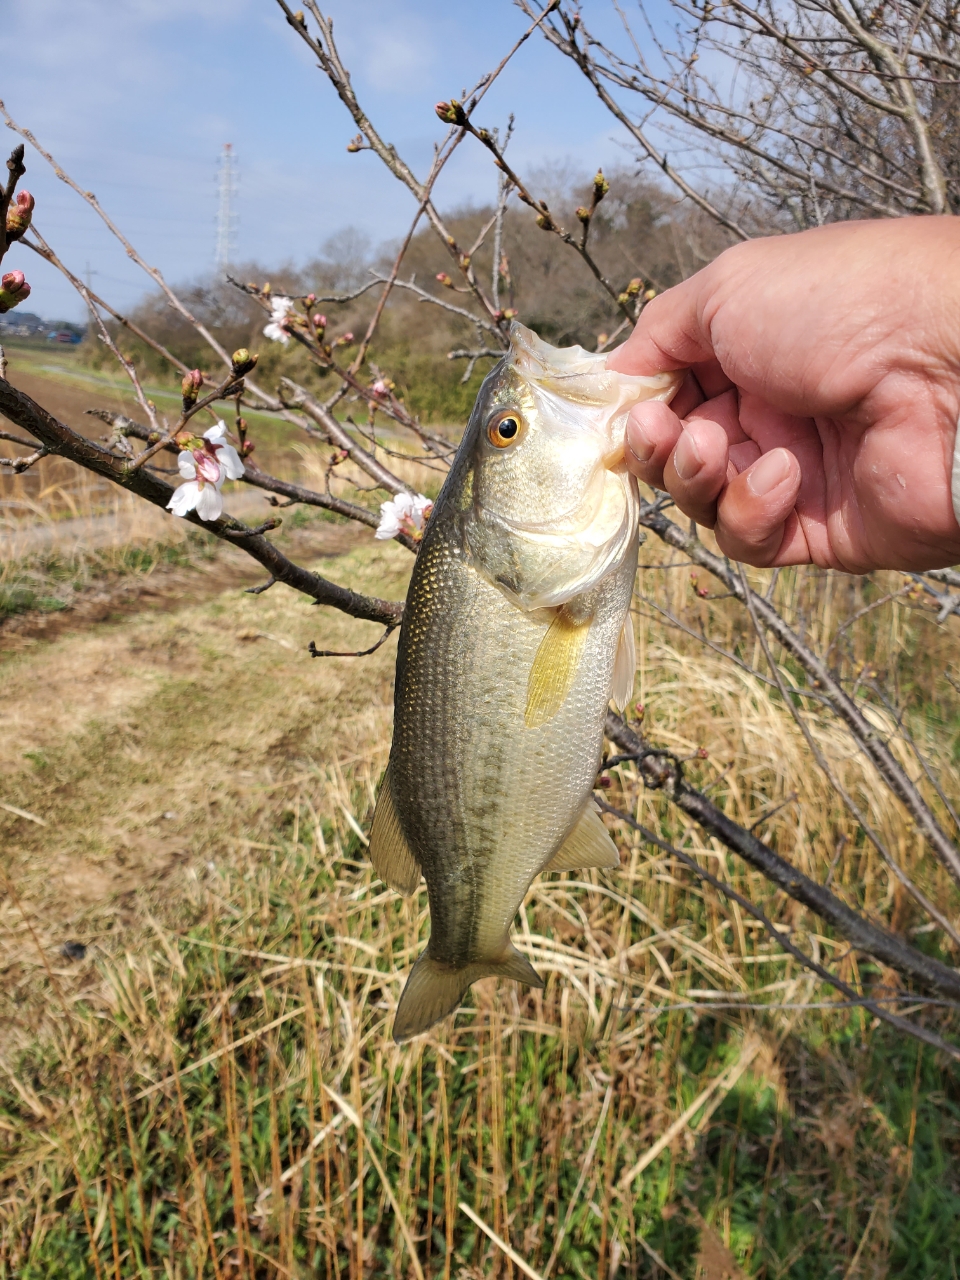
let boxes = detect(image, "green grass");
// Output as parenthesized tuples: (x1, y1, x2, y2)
(0, 536, 219, 621)
(3, 539, 960, 1278)
(3, 831, 959, 1279)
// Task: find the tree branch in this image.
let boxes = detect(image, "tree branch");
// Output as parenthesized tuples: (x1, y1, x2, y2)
(0, 377, 402, 627)
(603, 712, 960, 1005)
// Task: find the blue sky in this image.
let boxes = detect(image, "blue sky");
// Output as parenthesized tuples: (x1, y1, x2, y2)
(2, 0, 649, 322)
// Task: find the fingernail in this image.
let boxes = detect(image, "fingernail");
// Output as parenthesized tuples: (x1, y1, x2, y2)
(673, 430, 704, 481)
(626, 418, 656, 464)
(746, 448, 793, 497)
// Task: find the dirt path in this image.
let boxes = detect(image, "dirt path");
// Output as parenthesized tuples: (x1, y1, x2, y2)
(0, 518, 369, 652)
(0, 536, 408, 950)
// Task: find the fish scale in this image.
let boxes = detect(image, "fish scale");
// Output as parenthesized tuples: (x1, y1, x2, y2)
(369, 322, 680, 1040)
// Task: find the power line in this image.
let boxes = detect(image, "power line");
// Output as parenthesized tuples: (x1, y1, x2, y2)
(214, 143, 238, 270)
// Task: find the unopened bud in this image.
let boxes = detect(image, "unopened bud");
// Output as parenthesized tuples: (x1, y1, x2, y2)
(459, 254, 471, 270)
(596, 333, 609, 348)
(231, 348, 258, 376)
(593, 170, 610, 200)
(634, 702, 645, 722)
(535, 214, 549, 229)
(575, 206, 591, 223)
(346, 135, 364, 153)
(241, 440, 256, 456)
(262, 282, 272, 295)
(181, 368, 203, 407)
(435, 99, 467, 126)
(436, 272, 453, 288)
(334, 332, 355, 347)
(643, 288, 657, 301)
(306, 293, 316, 305)
(617, 292, 631, 307)
(502, 308, 518, 320)
(5, 190, 35, 239)
(0, 270, 30, 313)
(293, 9, 305, 23)
(312, 312, 327, 331)
(625, 278, 643, 296)
(697, 746, 709, 759)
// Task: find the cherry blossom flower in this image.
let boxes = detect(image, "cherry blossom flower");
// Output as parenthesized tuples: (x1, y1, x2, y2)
(263, 296, 295, 344)
(375, 491, 433, 541)
(167, 422, 245, 522)
(370, 378, 392, 397)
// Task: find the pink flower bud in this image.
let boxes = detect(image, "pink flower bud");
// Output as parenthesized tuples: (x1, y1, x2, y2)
(312, 313, 327, 330)
(334, 331, 355, 347)
(306, 293, 316, 305)
(5, 190, 35, 239)
(436, 272, 453, 288)
(435, 100, 466, 125)
(0, 270, 30, 313)
(181, 368, 203, 406)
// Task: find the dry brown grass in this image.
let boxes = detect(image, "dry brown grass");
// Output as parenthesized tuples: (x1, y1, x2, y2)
(2, 525, 959, 1275)
(2, 361, 960, 1276)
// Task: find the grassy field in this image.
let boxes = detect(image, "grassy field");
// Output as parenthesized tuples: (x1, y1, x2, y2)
(2, 364, 960, 1278)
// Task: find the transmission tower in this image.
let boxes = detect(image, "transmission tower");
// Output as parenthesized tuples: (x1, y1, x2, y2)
(214, 143, 238, 270)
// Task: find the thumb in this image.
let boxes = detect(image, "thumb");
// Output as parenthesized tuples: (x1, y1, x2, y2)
(606, 270, 718, 377)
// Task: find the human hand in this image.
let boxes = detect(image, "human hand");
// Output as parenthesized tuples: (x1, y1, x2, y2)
(608, 218, 960, 572)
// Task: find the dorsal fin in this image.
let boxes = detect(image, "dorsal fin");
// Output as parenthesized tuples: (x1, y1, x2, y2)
(525, 609, 592, 729)
(544, 802, 620, 873)
(369, 764, 421, 895)
(610, 615, 637, 713)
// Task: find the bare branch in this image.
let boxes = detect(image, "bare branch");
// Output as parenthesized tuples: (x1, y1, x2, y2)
(0, 376, 403, 628)
(596, 786, 960, 1062)
(638, 500, 960, 887)
(603, 713, 960, 1005)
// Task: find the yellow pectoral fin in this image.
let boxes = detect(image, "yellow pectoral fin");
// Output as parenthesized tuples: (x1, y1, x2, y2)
(525, 609, 592, 729)
(544, 802, 620, 873)
(369, 764, 421, 895)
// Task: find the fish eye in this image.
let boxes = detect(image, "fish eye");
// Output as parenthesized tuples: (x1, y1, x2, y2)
(487, 411, 523, 449)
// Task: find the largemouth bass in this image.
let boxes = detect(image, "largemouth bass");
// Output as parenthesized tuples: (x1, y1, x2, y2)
(371, 322, 680, 1041)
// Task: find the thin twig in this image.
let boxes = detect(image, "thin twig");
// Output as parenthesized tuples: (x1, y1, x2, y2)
(596, 794, 960, 1062)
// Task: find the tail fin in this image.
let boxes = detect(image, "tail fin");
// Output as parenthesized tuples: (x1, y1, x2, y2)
(393, 944, 543, 1043)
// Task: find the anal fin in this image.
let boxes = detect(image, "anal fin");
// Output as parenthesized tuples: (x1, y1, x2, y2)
(544, 802, 620, 873)
(525, 608, 592, 729)
(369, 764, 421, 895)
(393, 943, 543, 1043)
(610, 614, 637, 713)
